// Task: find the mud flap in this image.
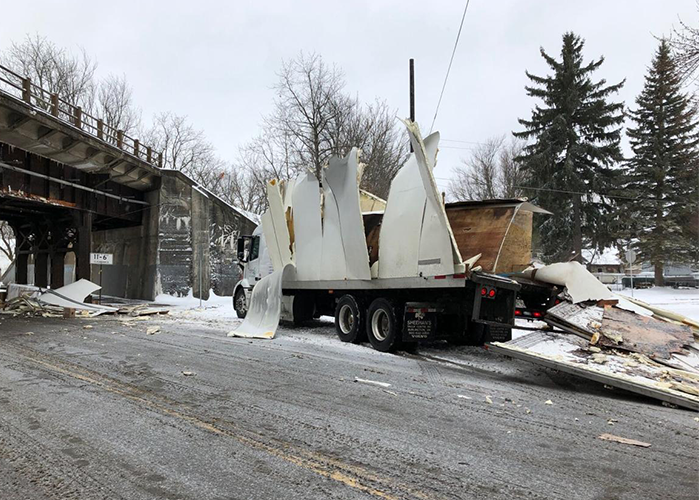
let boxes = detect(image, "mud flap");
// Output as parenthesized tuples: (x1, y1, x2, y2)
(228, 264, 294, 339)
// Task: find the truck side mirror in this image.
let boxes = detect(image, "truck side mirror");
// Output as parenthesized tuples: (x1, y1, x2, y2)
(237, 236, 252, 263)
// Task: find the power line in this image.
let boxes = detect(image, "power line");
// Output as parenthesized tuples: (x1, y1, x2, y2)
(440, 145, 478, 150)
(514, 185, 667, 203)
(441, 138, 488, 145)
(429, 0, 471, 134)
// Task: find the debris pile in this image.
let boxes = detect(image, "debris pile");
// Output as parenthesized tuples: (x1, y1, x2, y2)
(1, 279, 169, 319)
(0, 294, 67, 318)
(492, 262, 699, 410)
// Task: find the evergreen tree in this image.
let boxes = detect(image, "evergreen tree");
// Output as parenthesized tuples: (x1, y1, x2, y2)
(624, 40, 698, 286)
(514, 33, 625, 262)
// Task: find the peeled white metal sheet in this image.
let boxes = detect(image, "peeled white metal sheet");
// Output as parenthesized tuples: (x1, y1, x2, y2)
(228, 264, 294, 339)
(292, 171, 323, 281)
(262, 181, 293, 272)
(36, 279, 118, 312)
(320, 171, 347, 280)
(322, 148, 371, 280)
(378, 122, 459, 278)
(406, 120, 462, 271)
(377, 153, 425, 278)
(524, 262, 652, 316)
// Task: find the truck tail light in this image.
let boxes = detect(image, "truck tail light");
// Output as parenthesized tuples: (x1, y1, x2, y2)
(533, 311, 543, 318)
(514, 309, 522, 316)
(488, 289, 496, 298)
(480, 287, 487, 296)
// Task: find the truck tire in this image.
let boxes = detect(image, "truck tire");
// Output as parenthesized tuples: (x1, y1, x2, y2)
(335, 295, 365, 343)
(366, 298, 401, 352)
(234, 288, 247, 319)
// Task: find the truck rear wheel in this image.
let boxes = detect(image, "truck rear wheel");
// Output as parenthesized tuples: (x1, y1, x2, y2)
(234, 288, 247, 319)
(335, 295, 365, 343)
(366, 298, 401, 352)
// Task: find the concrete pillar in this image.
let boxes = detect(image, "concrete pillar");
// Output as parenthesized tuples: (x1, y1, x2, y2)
(35, 251, 48, 288)
(51, 251, 65, 289)
(76, 212, 92, 282)
(15, 253, 28, 285)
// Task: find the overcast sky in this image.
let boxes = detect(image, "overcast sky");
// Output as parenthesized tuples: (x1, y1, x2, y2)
(1, 0, 697, 193)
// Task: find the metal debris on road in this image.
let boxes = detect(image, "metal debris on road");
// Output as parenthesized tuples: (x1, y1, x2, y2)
(492, 265, 699, 410)
(354, 377, 391, 388)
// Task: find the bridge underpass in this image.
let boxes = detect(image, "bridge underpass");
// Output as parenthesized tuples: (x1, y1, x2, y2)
(0, 64, 256, 300)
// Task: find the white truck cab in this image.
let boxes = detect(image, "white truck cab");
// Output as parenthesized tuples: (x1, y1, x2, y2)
(233, 225, 273, 318)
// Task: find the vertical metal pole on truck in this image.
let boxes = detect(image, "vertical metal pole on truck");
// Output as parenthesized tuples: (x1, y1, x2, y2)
(99, 264, 103, 304)
(409, 58, 415, 153)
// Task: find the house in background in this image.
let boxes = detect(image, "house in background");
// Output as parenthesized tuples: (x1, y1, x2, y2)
(582, 248, 626, 284)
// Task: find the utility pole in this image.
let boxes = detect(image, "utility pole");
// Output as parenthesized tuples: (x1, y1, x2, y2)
(409, 58, 415, 152)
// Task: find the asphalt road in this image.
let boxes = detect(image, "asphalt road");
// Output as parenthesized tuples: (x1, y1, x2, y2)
(0, 312, 697, 500)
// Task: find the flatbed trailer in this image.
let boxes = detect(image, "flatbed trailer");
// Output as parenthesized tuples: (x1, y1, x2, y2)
(235, 228, 519, 351)
(231, 121, 523, 350)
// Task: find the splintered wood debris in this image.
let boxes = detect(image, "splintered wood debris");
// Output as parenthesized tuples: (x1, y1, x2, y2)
(598, 433, 651, 448)
(1, 292, 169, 320)
(491, 288, 698, 410)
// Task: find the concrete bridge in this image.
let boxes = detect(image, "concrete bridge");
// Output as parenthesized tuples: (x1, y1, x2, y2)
(0, 64, 256, 300)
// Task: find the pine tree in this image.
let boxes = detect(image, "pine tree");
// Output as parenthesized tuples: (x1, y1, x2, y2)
(624, 40, 699, 286)
(514, 32, 625, 262)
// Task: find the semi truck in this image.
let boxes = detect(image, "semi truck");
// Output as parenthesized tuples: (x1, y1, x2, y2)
(231, 121, 525, 352)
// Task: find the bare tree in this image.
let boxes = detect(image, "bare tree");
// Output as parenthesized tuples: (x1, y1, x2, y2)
(449, 136, 525, 201)
(333, 99, 407, 198)
(1, 34, 96, 110)
(144, 112, 219, 180)
(268, 53, 352, 180)
(499, 139, 526, 198)
(236, 52, 407, 205)
(95, 73, 141, 136)
(668, 16, 699, 87)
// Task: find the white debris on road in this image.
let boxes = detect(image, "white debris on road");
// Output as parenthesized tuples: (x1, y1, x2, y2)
(354, 378, 391, 388)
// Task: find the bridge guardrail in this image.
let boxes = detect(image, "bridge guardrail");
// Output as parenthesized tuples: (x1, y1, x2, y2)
(0, 63, 162, 168)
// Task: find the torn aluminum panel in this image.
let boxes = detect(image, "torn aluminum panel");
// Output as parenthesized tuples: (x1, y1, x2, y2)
(291, 171, 323, 281)
(524, 262, 613, 303)
(320, 148, 371, 280)
(405, 120, 463, 272)
(377, 152, 425, 278)
(522, 262, 651, 316)
(228, 264, 294, 339)
(36, 279, 118, 313)
(545, 301, 604, 339)
(261, 180, 293, 272)
(491, 331, 699, 410)
(378, 122, 461, 279)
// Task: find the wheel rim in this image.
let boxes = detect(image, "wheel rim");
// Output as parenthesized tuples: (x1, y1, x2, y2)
(235, 293, 247, 313)
(338, 304, 355, 334)
(371, 309, 390, 341)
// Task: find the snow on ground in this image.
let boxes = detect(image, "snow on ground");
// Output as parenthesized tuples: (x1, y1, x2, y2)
(617, 286, 699, 321)
(155, 290, 242, 331)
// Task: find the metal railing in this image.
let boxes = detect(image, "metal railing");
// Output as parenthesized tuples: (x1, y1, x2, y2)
(0, 63, 162, 167)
